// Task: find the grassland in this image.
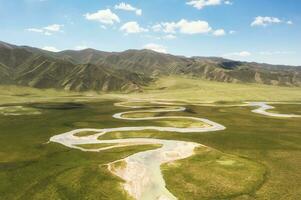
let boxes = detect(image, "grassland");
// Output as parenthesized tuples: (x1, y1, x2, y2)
(162, 147, 266, 200)
(0, 101, 159, 200)
(98, 103, 301, 199)
(74, 131, 100, 137)
(154, 118, 207, 128)
(0, 106, 41, 115)
(112, 76, 301, 102)
(121, 111, 173, 118)
(269, 104, 301, 115)
(0, 80, 301, 199)
(0, 85, 101, 105)
(1, 76, 301, 106)
(110, 160, 128, 173)
(121, 111, 208, 128)
(76, 143, 117, 149)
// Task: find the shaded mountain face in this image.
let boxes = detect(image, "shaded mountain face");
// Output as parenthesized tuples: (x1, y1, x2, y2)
(0, 41, 150, 92)
(0, 41, 300, 92)
(53, 47, 301, 87)
(57, 49, 111, 64)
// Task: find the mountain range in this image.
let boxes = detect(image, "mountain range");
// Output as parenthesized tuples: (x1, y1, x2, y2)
(1, 41, 300, 92)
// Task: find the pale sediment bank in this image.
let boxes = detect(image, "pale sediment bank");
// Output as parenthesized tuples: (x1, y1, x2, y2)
(248, 102, 301, 118)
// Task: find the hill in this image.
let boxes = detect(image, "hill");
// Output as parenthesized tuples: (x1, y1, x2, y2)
(0, 41, 300, 92)
(0, 41, 149, 92)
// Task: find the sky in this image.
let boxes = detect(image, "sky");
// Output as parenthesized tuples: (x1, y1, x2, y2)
(0, 0, 301, 65)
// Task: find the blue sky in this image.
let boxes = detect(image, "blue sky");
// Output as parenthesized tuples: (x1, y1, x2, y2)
(0, 0, 300, 65)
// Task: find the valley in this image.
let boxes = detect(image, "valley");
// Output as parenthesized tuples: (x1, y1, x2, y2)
(0, 41, 301, 200)
(1, 41, 301, 93)
(1, 0, 301, 199)
(0, 94, 300, 199)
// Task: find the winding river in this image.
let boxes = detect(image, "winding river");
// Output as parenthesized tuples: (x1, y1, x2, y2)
(249, 102, 301, 118)
(49, 101, 299, 200)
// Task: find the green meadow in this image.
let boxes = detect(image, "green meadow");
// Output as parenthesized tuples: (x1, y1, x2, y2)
(0, 100, 300, 199)
(0, 80, 300, 199)
(1, 76, 301, 105)
(112, 76, 301, 102)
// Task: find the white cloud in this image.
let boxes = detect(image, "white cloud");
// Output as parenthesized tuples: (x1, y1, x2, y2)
(74, 45, 88, 50)
(152, 24, 162, 32)
(135, 9, 142, 16)
(163, 34, 177, 40)
(229, 30, 236, 34)
(114, 2, 142, 16)
(143, 43, 167, 53)
(120, 21, 148, 34)
(100, 25, 107, 29)
(223, 51, 251, 58)
(159, 22, 177, 33)
(44, 24, 63, 32)
(186, 0, 231, 9)
(155, 19, 212, 35)
(287, 20, 293, 25)
(26, 24, 63, 36)
(26, 28, 44, 33)
(42, 46, 60, 52)
(115, 2, 135, 11)
(251, 16, 282, 27)
(237, 51, 251, 57)
(84, 9, 120, 25)
(213, 29, 226, 36)
(178, 19, 212, 34)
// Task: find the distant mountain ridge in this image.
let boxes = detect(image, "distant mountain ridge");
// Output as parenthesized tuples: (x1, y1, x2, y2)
(0, 41, 300, 92)
(0, 41, 150, 92)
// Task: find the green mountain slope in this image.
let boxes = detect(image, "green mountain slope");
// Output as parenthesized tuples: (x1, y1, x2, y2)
(57, 49, 111, 64)
(62, 64, 150, 91)
(0, 41, 300, 92)
(0, 41, 150, 92)
(54, 47, 301, 87)
(0, 63, 12, 84)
